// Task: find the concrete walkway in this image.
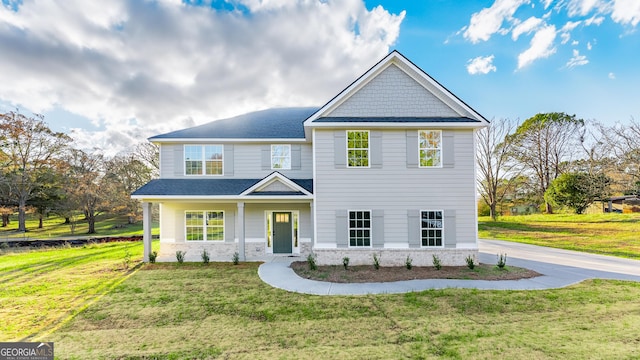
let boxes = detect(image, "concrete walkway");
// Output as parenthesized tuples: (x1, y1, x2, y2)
(257, 240, 640, 295)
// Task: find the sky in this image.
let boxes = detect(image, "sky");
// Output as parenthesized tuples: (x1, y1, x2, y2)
(1, 0, 639, 155)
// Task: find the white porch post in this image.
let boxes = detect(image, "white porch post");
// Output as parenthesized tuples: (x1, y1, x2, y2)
(237, 202, 246, 261)
(142, 202, 152, 262)
(309, 201, 314, 246)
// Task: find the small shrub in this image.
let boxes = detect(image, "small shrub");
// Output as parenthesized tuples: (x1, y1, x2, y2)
(497, 253, 507, 269)
(405, 255, 413, 270)
(342, 256, 350, 270)
(176, 250, 186, 264)
(465, 255, 475, 270)
(201, 249, 210, 264)
(307, 253, 317, 271)
(372, 253, 380, 270)
(149, 250, 157, 264)
(122, 249, 132, 270)
(432, 254, 442, 270)
(232, 252, 240, 265)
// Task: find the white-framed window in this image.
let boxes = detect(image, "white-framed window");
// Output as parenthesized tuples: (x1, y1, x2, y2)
(419, 130, 442, 167)
(347, 130, 369, 167)
(349, 210, 371, 247)
(185, 211, 224, 241)
(271, 144, 291, 170)
(421, 210, 443, 247)
(184, 145, 223, 175)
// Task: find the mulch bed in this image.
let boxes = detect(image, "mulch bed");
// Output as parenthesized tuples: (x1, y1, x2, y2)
(290, 261, 541, 283)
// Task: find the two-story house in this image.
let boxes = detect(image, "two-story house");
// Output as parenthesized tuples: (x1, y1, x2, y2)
(132, 51, 489, 266)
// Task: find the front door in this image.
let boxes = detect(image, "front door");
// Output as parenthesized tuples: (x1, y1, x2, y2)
(273, 212, 292, 254)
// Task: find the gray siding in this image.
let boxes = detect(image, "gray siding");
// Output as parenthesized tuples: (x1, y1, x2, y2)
(314, 128, 477, 248)
(158, 143, 312, 179)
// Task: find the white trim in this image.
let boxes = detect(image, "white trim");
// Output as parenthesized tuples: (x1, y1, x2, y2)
(384, 243, 410, 249)
(239, 172, 313, 196)
(418, 130, 443, 168)
(346, 130, 371, 168)
(183, 144, 224, 176)
(243, 238, 264, 243)
(299, 237, 312, 243)
(347, 209, 372, 248)
(312, 129, 318, 248)
(472, 128, 480, 247)
(184, 210, 225, 242)
(456, 243, 478, 249)
(151, 138, 308, 144)
(132, 195, 313, 201)
(313, 243, 338, 249)
(307, 122, 486, 129)
(419, 209, 445, 248)
(270, 144, 292, 170)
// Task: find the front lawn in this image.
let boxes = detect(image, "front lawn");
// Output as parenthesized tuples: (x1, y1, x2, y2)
(478, 213, 640, 259)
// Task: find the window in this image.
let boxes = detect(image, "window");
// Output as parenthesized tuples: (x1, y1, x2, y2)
(347, 130, 369, 167)
(271, 145, 291, 170)
(185, 211, 224, 241)
(419, 130, 442, 167)
(421, 211, 443, 247)
(185, 145, 223, 175)
(349, 211, 371, 247)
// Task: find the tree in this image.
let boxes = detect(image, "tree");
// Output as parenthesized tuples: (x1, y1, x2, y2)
(545, 172, 611, 214)
(600, 117, 640, 195)
(476, 118, 520, 220)
(104, 154, 153, 224)
(0, 111, 71, 232)
(509, 112, 584, 213)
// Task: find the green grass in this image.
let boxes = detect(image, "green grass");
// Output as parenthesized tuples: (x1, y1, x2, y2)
(479, 213, 640, 259)
(0, 241, 158, 341)
(40, 262, 640, 359)
(0, 213, 159, 240)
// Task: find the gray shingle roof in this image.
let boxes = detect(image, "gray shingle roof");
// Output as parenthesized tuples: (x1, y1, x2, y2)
(150, 107, 319, 140)
(312, 117, 480, 123)
(132, 178, 313, 196)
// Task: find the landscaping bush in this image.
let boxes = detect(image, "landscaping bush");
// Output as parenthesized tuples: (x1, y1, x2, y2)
(432, 254, 442, 270)
(176, 250, 186, 264)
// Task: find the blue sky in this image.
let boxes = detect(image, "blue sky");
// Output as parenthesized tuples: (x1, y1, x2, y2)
(1, 0, 639, 154)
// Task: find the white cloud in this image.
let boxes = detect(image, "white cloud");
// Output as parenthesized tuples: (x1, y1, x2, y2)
(560, 20, 581, 43)
(463, 0, 529, 43)
(572, 40, 579, 45)
(566, 49, 589, 68)
(566, 0, 604, 17)
(608, 72, 616, 79)
(584, 15, 605, 26)
(466, 55, 498, 75)
(611, 0, 640, 26)
(517, 25, 557, 69)
(587, 41, 593, 49)
(541, 0, 554, 9)
(512, 16, 544, 40)
(0, 0, 405, 154)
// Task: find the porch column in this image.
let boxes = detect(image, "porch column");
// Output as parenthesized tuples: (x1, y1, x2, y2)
(309, 201, 314, 246)
(142, 202, 152, 262)
(237, 202, 246, 261)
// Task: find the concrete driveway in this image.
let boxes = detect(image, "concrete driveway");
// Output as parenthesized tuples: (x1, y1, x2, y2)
(258, 240, 640, 295)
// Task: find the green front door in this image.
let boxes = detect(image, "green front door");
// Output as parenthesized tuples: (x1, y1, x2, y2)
(273, 212, 293, 254)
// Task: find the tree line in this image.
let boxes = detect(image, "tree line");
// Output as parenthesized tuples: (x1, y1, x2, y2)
(0, 111, 159, 234)
(477, 112, 640, 219)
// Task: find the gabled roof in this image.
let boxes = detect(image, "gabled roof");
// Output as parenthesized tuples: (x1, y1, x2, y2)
(150, 107, 318, 142)
(240, 172, 313, 196)
(304, 50, 489, 130)
(131, 177, 313, 199)
(312, 117, 480, 123)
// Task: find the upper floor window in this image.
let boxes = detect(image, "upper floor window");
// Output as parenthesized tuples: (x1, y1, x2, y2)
(419, 130, 442, 167)
(185, 145, 223, 175)
(271, 145, 291, 170)
(347, 130, 369, 167)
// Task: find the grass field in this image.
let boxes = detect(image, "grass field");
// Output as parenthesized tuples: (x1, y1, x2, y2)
(478, 213, 640, 259)
(0, 213, 158, 240)
(1, 242, 639, 359)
